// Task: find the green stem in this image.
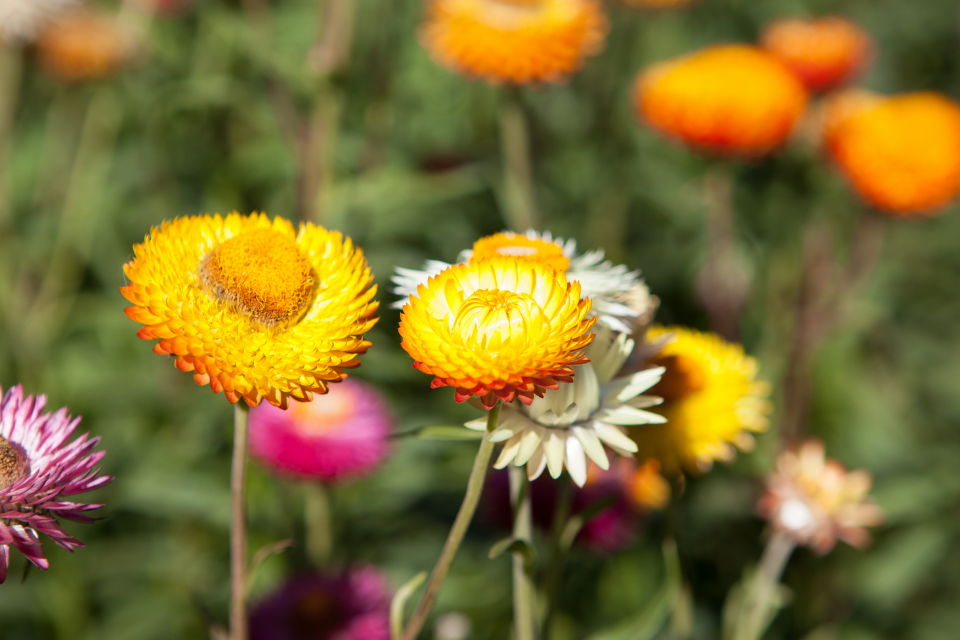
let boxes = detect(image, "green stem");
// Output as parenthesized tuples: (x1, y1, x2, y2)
(231, 403, 250, 640)
(499, 90, 539, 232)
(400, 402, 501, 640)
(0, 44, 22, 228)
(540, 478, 572, 640)
(509, 465, 538, 640)
(735, 532, 795, 640)
(304, 483, 333, 567)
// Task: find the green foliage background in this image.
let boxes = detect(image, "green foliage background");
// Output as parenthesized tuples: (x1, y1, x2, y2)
(2, 0, 960, 638)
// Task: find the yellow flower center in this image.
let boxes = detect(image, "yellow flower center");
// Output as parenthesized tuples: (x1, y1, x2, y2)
(453, 289, 546, 350)
(198, 229, 314, 327)
(649, 354, 707, 402)
(0, 435, 30, 489)
(471, 233, 571, 272)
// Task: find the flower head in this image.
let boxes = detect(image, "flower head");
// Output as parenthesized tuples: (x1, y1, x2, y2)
(0, 386, 112, 583)
(825, 91, 960, 216)
(0, 0, 77, 45)
(757, 439, 884, 554)
(250, 567, 391, 640)
(466, 323, 664, 485)
(761, 16, 873, 92)
(121, 213, 378, 408)
(249, 378, 392, 483)
(393, 230, 651, 333)
(629, 326, 771, 475)
(400, 257, 595, 409)
(635, 45, 808, 156)
(420, 0, 607, 85)
(37, 9, 133, 81)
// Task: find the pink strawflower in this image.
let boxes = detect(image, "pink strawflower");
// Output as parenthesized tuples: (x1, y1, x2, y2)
(250, 567, 391, 640)
(0, 385, 112, 583)
(249, 378, 393, 483)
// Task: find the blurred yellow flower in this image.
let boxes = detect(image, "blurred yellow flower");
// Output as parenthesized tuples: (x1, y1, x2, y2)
(419, 0, 607, 85)
(121, 213, 379, 408)
(757, 439, 884, 554)
(37, 9, 132, 82)
(825, 91, 960, 216)
(761, 16, 873, 92)
(399, 257, 596, 409)
(634, 45, 808, 156)
(630, 325, 771, 475)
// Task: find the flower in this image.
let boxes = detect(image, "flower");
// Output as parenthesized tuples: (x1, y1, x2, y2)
(634, 45, 808, 156)
(37, 9, 133, 81)
(392, 230, 652, 333)
(121, 213, 379, 408)
(825, 91, 960, 216)
(0, 385, 112, 583)
(0, 0, 76, 45)
(629, 325, 771, 475)
(623, 458, 670, 512)
(400, 257, 595, 409)
(757, 439, 884, 554)
(761, 16, 873, 92)
(466, 323, 664, 485)
(249, 378, 392, 482)
(419, 0, 607, 85)
(250, 567, 391, 640)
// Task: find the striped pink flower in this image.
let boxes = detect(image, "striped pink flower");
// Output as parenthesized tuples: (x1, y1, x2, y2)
(0, 385, 112, 582)
(249, 379, 393, 483)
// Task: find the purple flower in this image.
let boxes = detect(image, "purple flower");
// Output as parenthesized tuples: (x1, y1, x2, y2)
(0, 385, 112, 583)
(250, 567, 391, 640)
(249, 379, 393, 483)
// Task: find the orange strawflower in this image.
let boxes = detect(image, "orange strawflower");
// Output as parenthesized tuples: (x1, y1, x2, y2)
(398, 258, 596, 409)
(37, 9, 131, 81)
(761, 17, 873, 92)
(420, 0, 608, 85)
(826, 91, 960, 216)
(634, 45, 809, 157)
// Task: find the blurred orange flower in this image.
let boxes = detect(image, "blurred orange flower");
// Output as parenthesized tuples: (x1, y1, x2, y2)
(37, 10, 132, 82)
(420, 0, 607, 85)
(634, 45, 808, 156)
(762, 16, 873, 92)
(757, 439, 884, 555)
(826, 91, 960, 216)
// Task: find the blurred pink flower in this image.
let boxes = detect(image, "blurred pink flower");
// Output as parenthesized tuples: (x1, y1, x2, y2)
(0, 385, 112, 582)
(249, 378, 393, 483)
(250, 567, 391, 640)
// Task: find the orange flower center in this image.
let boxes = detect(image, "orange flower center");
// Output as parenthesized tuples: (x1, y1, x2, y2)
(649, 354, 706, 402)
(0, 435, 30, 489)
(453, 289, 546, 350)
(471, 234, 571, 272)
(198, 230, 314, 327)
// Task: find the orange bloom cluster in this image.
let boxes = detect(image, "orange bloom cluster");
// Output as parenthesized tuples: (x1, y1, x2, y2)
(826, 91, 960, 216)
(420, 0, 608, 84)
(37, 10, 131, 82)
(762, 17, 873, 92)
(634, 45, 808, 157)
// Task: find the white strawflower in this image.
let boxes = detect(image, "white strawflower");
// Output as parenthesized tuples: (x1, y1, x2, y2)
(0, 0, 77, 45)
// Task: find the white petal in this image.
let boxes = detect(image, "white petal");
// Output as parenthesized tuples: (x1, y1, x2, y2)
(604, 367, 665, 404)
(596, 405, 667, 426)
(494, 434, 523, 469)
(515, 429, 543, 466)
(544, 432, 565, 479)
(572, 426, 609, 470)
(565, 437, 588, 487)
(593, 422, 639, 453)
(464, 417, 489, 432)
(526, 450, 548, 481)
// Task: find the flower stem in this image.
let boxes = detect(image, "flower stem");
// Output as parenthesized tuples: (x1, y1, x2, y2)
(509, 465, 538, 640)
(0, 44, 22, 229)
(304, 482, 333, 567)
(401, 401, 501, 640)
(540, 478, 572, 640)
(734, 531, 795, 640)
(499, 89, 539, 232)
(231, 402, 250, 640)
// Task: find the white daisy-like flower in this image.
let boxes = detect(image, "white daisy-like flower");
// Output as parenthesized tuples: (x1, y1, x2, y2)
(464, 323, 666, 487)
(391, 230, 652, 333)
(0, 0, 77, 45)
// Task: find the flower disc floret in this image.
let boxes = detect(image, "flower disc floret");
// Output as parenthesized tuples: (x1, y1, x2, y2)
(399, 257, 596, 408)
(635, 45, 808, 156)
(420, 0, 608, 85)
(121, 213, 379, 408)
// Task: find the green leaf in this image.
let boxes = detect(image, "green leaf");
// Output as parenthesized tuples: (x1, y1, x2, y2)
(586, 540, 683, 640)
(390, 571, 428, 640)
(488, 537, 537, 569)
